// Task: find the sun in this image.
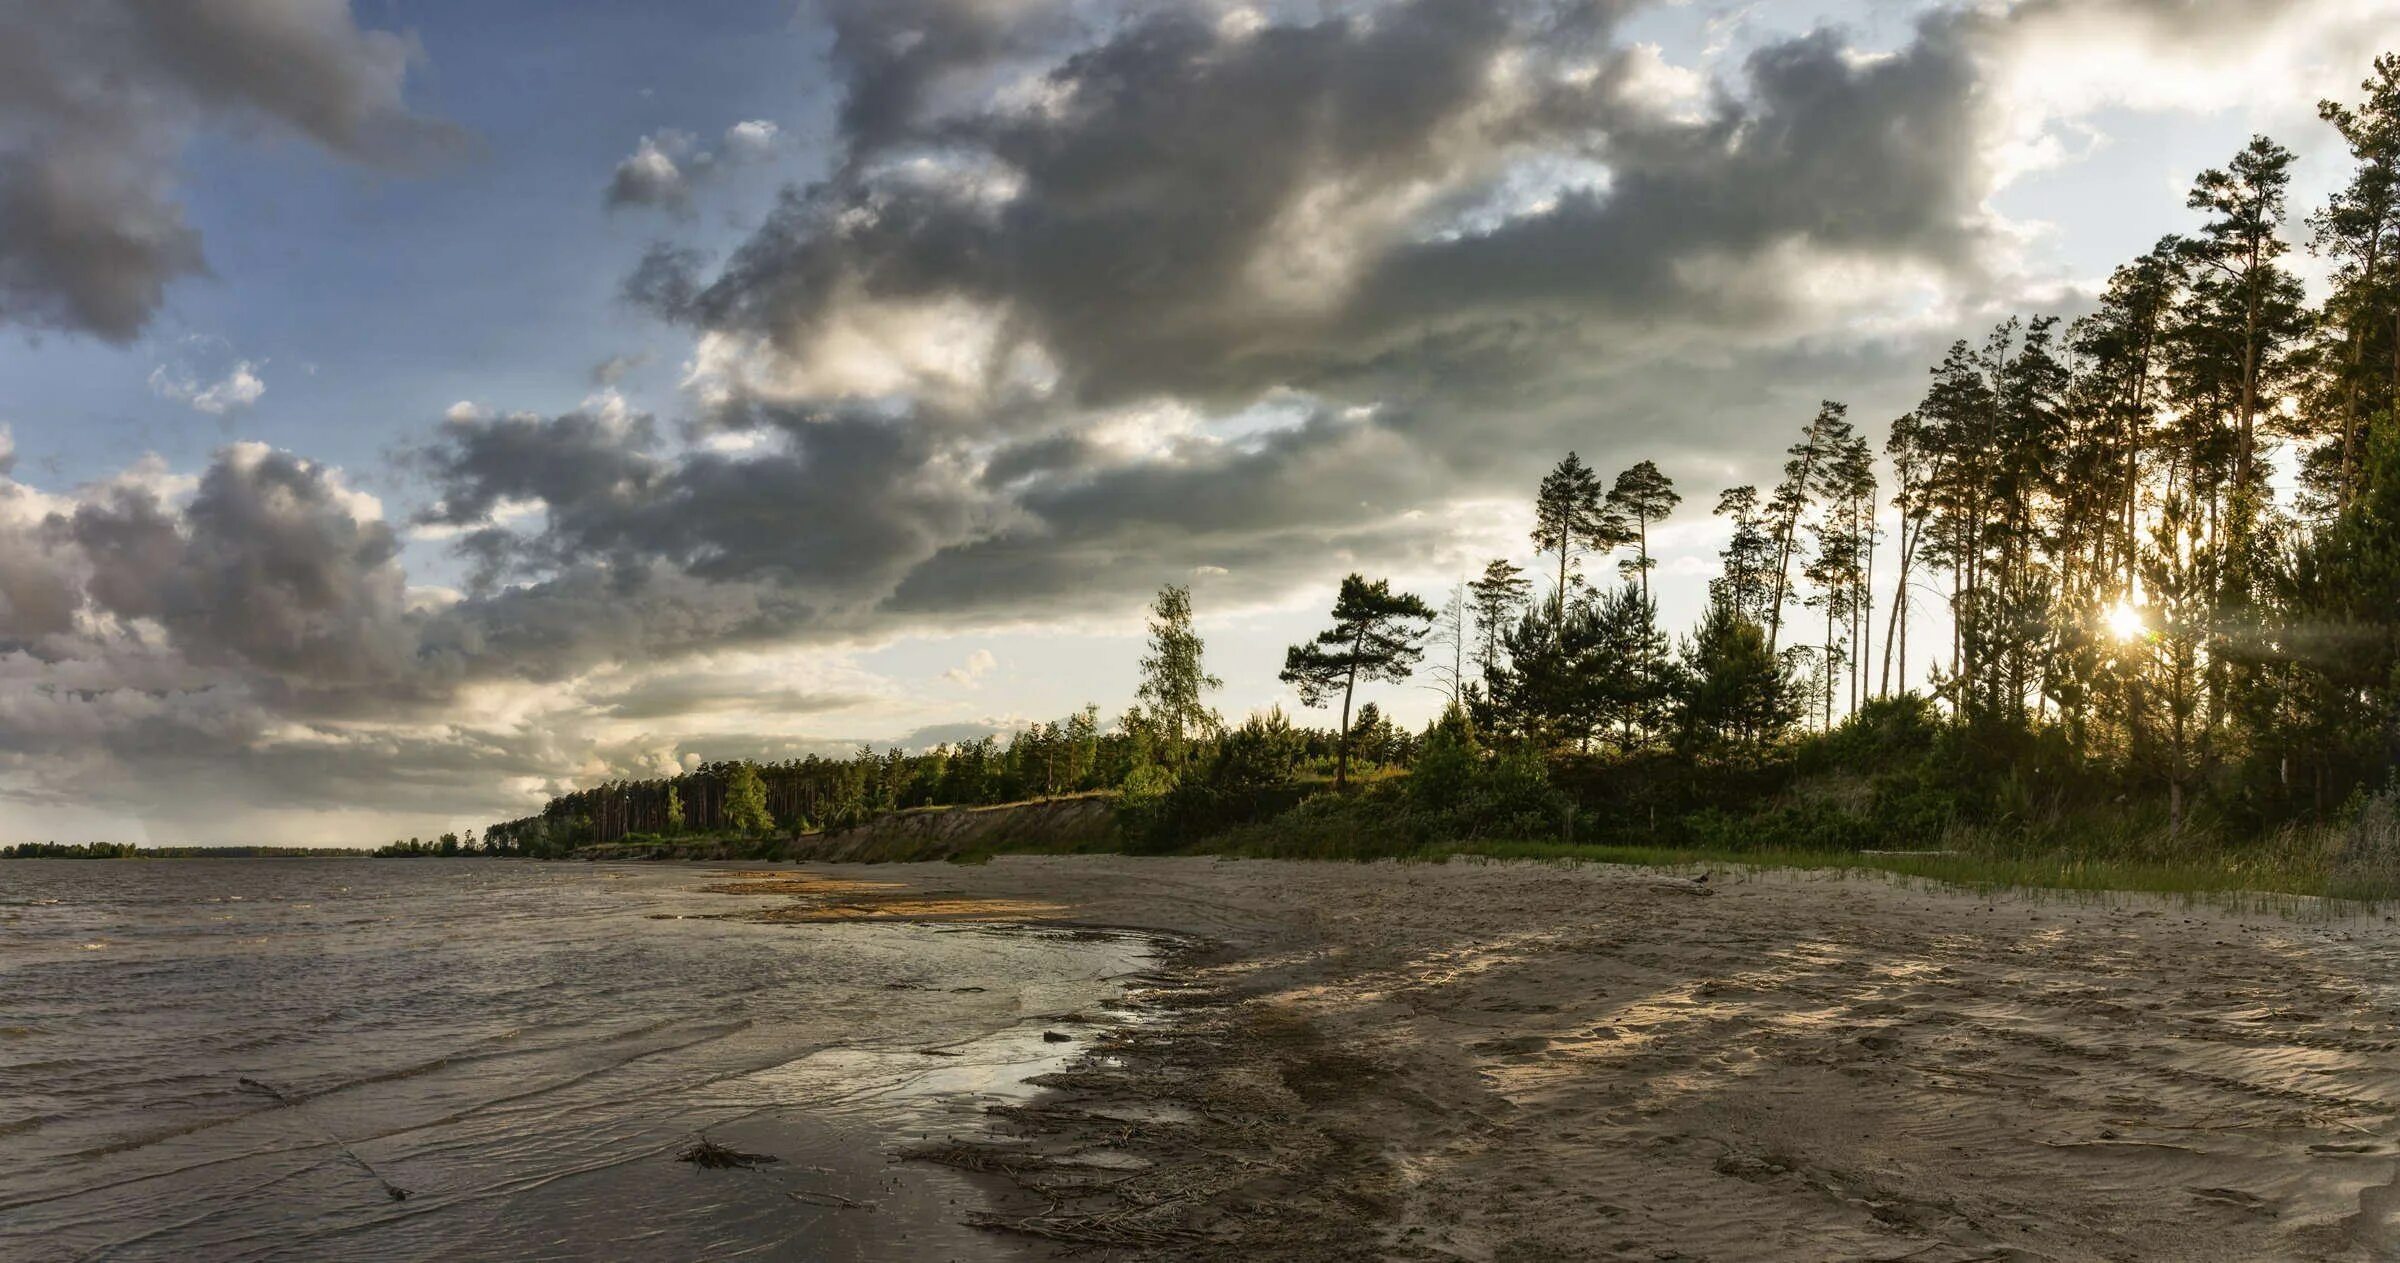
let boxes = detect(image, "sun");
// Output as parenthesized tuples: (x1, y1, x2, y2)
(2103, 599, 2146, 643)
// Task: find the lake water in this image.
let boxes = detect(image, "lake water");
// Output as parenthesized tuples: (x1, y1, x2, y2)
(0, 860, 1155, 1261)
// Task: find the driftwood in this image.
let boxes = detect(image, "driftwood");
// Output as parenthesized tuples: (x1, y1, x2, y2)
(677, 1137, 780, 1169)
(788, 1188, 874, 1209)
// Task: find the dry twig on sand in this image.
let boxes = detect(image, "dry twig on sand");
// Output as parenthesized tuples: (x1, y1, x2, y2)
(237, 1076, 410, 1201)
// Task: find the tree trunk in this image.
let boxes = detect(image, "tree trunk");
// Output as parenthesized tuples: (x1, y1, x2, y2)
(1335, 633, 1362, 792)
(2339, 235, 2379, 511)
(2235, 233, 2263, 503)
(2126, 325, 2152, 589)
(1767, 415, 1828, 654)
(1637, 515, 1650, 605)
(1950, 567, 1963, 708)
(1555, 543, 1570, 645)
(1881, 508, 1922, 697)
(1857, 496, 1872, 710)
(1823, 603, 1835, 730)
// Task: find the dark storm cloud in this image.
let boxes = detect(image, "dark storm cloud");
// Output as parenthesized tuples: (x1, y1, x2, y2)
(647, 0, 1561, 405)
(68, 445, 417, 687)
(640, 0, 1987, 411)
(815, 0, 1085, 159)
(0, 507, 79, 644)
(572, 0, 2013, 627)
(1350, 20, 1991, 338)
(416, 401, 993, 611)
(0, 0, 459, 341)
(890, 407, 1472, 624)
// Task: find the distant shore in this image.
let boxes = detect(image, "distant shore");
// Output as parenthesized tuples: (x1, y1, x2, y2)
(0, 844, 369, 859)
(758, 854, 2400, 1261)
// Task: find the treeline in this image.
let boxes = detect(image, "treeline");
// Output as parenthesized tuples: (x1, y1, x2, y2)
(439, 700, 1416, 858)
(1, 843, 364, 859)
(467, 57, 2400, 874)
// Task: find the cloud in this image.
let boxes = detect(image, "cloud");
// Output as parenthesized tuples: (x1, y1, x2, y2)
(68, 442, 415, 690)
(590, 673, 872, 721)
(414, 397, 996, 617)
(591, 351, 651, 386)
(0, 0, 461, 342)
(606, 131, 697, 212)
(150, 360, 267, 415)
(561, 0, 2025, 637)
(896, 718, 1024, 749)
(942, 647, 996, 684)
(604, 119, 784, 214)
(1977, 0, 2400, 186)
(635, 0, 1997, 417)
(722, 119, 782, 160)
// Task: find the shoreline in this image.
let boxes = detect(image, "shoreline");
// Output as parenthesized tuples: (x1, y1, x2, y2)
(764, 854, 2400, 1261)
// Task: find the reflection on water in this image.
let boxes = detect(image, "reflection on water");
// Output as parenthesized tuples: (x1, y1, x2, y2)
(0, 860, 1152, 1261)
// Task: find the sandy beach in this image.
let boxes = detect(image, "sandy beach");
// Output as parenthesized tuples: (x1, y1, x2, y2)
(741, 856, 2400, 1261)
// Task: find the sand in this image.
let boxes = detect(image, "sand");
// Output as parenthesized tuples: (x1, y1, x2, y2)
(747, 856, 2400, 1261)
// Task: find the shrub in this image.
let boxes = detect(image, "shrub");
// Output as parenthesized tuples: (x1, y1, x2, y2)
(2332, 787, 2400, 897)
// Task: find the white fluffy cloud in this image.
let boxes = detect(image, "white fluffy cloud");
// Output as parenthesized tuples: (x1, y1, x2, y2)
(943, 648, 997, 685)
(150, 360, 267, 415)
(604, 118, 784, 213)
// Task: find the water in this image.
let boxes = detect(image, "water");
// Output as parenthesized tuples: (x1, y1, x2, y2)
(0, 860, 1155, 1261)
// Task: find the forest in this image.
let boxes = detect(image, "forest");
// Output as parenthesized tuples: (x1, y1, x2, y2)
(0, 844, 365, 859)
(419, 59, 2400, 895)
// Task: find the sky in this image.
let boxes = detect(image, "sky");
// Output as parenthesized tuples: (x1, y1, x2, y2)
(1, 0, 2395, 845)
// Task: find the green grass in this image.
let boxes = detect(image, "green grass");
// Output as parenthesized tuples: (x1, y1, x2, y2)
(1184, 833, 2391, 917)
(1438, 839, 2327, 894)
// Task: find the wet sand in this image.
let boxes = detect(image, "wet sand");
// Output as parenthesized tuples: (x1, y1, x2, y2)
(0, 861, 1158, 1262)
(765, 855, 2400, 1261)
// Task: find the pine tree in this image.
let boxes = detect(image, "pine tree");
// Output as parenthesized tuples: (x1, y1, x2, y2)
(1676, 603, 1798, 754)
(2313, 55, 2400, 510)
(1280, 575, 1435, 790)
(1591, 581, 1672, 749)
(1763, 402, 1850, 652)
(1880, 410, 1936, 697)
(1531, 452, 1611, 622)
(1711, 485, 1776, 624)
(1605, 461, 1681, 603)
(2182, 136, 2309, 532)
(1467, 559, 1532, 682)
(1489, 601, 1606, 750)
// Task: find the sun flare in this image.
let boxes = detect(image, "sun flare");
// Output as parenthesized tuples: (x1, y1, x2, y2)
(2103, 598, 2146, 642)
